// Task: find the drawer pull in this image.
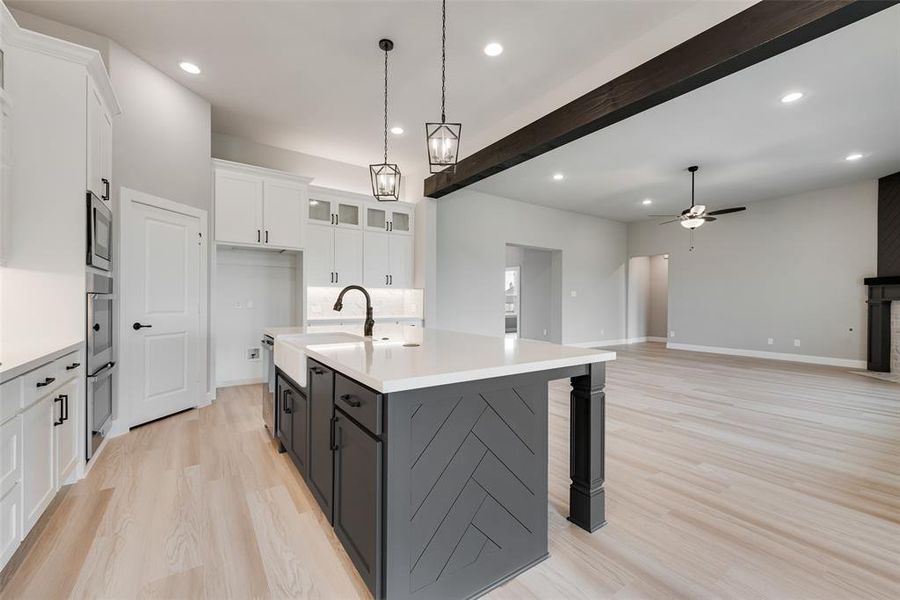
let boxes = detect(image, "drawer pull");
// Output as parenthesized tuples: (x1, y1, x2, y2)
(65, 362, 81, 370)
(340, 394, 361, 407)
(37, 377, 56, 388)
(311, 367, 325, 375)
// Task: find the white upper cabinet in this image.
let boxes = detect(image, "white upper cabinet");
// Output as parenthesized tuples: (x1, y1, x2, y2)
(87, 79, 113, 202)
(365, 205, 413, 236)
(389, 234, 413, 288)
(307, 194, 362, 230)
(215, 170, 263, 245)
(306, 224, 336, 287)
(363, 231, 391, 287)
(213, 160, 312, 250)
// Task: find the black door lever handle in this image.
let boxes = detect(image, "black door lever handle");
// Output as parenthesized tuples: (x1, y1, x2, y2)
(132, 322, 153, 330)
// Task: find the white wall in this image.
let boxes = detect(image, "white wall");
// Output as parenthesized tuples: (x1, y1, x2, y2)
(215, 248, 300, 386)
(437, 188, 627, 345)
(648, 254, 668, 340)
(628, 180, 878, 363)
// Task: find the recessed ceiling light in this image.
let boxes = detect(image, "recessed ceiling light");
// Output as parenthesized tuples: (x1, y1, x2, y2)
(780, 91, 803, 103)
(390, 126, 404, 135)
(484, 42, 503, 57)
(642, 199, 653, 205)
(552, 173, 564, 181)
(179, 61, 201, 75)
(845, 152, 864, 161)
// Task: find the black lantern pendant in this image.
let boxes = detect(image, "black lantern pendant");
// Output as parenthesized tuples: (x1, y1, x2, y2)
(426, 0, 462, 174)
(370, 38, 401, 202)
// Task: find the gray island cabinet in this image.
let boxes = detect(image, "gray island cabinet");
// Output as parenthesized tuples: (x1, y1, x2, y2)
(274, 329, 615, 599)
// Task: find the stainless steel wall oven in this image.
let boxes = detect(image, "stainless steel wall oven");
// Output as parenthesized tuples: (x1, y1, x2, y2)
(86, 271, 115, 460)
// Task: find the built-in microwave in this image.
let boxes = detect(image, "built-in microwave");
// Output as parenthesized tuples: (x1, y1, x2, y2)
(87, 190, 112, 270)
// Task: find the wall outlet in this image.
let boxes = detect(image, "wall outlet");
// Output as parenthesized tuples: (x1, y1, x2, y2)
(233, 300, 243, 309)
(767, 338, 774, 345)
(543, 329, 548, 336)
(793, 339, 801, 347)
(247, 348, 260, 360)
(670, 330, 675, 338)
(600, 329, 605, 336)
(570, 290, 577, 298)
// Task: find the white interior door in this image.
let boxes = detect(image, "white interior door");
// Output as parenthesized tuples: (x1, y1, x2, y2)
(124, 199, 202, 427)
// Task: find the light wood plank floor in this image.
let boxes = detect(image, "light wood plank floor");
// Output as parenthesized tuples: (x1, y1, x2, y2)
(2, 343, 898, 599)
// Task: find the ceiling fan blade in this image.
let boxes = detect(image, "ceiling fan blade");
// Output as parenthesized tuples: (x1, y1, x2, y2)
(648, 214, 680, 218)
(659, 219, 680, 225)
(702, 216, 717, 222)
(706, 206, 746, 216)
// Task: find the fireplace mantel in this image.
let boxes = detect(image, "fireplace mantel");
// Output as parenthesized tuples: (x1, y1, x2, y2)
(864, 278, 900, 372)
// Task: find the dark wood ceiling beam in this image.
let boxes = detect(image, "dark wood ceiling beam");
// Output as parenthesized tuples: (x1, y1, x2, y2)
(424, 0, 898, 198)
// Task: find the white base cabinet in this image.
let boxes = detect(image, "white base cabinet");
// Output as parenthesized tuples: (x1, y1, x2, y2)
(0, 349, 83, 571)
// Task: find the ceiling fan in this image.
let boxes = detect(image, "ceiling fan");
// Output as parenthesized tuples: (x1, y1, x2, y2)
(651, 166, 746, 230)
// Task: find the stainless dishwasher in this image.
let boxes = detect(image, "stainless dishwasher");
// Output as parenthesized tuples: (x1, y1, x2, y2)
(261, 335, 276, 437)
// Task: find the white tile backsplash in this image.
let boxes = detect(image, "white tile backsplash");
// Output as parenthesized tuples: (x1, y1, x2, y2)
(307, 287, 424, 321)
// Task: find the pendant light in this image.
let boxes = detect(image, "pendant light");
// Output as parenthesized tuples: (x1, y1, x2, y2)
(370, 39, 401, 202)
(425, 0, 462, 174)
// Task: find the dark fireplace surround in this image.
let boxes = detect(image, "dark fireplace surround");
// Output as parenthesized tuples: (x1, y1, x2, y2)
(864, 172, 900, 372)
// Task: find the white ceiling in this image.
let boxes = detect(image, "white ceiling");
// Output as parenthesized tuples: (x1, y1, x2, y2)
(472, 5, 900, 222)
(8, 0, 705, 173)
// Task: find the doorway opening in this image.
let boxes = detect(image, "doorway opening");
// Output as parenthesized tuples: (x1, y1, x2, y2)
(627, 254, 669, 343)
(505, 244, 562, 343)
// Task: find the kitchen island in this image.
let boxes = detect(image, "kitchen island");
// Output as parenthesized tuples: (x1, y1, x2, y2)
(273, 328, 615, 599)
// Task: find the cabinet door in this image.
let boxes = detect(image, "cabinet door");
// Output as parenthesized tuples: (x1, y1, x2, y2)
(306, 224, 335, 286)
(215, 171, 264, 245)
(365, 207, 388, 232)
(363, 231, 391, 288)
(0, 485, 20, 570)
(333, 411, 382, 598)
(86, 82, 105, 198)
(333, 228, 363, 286)
(307, 362, 334, 520)
(335, 202, 361, 229)
(389, 234, 413, 288)
(275, 375, 292, 452)
(389, 207, 413, 235)
(307, 197, 333, 226)
(99, 106, 113, 200)
(0, 416, 21, 498)
(21, 395, 55, 535)
(287, 386, 308, 476)
(263, 180, 303, 249)
(55, 380, 79, 486)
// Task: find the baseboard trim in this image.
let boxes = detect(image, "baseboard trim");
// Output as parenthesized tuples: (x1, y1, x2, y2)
(568, 337, 667, 348)
(216, 377, 264, 388)
(666, 342, 866, 369)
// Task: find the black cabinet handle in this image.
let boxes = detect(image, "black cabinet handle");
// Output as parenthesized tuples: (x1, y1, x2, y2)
(330, 415, 340, 450)
(257, 229, 261, 243)
(37, 377, 55, 388)
(311, 367, 325, 375)
(385, 274, 388, 285)
(53, 396, 64, 425)
(340, 394, 361, 407)
(66, 362, 80, 370)
(335, 272, 339, 283)
(389, 275, 393, 285)
(102, 178, 110, 202)
(61, 394, 69, 422)
(132, 322, 152, 330)
(265, 230, 269, 243)
(283, 390, 292, 414)
(389, 221, 393, 232)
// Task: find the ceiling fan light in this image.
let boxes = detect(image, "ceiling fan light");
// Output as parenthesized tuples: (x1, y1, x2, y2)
(681, 217, 705, 229)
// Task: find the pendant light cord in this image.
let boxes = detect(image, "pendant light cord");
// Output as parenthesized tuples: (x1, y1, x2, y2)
(383, 48, 389, 164)
(441, 0, 447, 123)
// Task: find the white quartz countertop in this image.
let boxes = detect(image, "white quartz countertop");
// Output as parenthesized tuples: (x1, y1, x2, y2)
(301, 328, 615, 393)
(0, 339, 83, 384)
